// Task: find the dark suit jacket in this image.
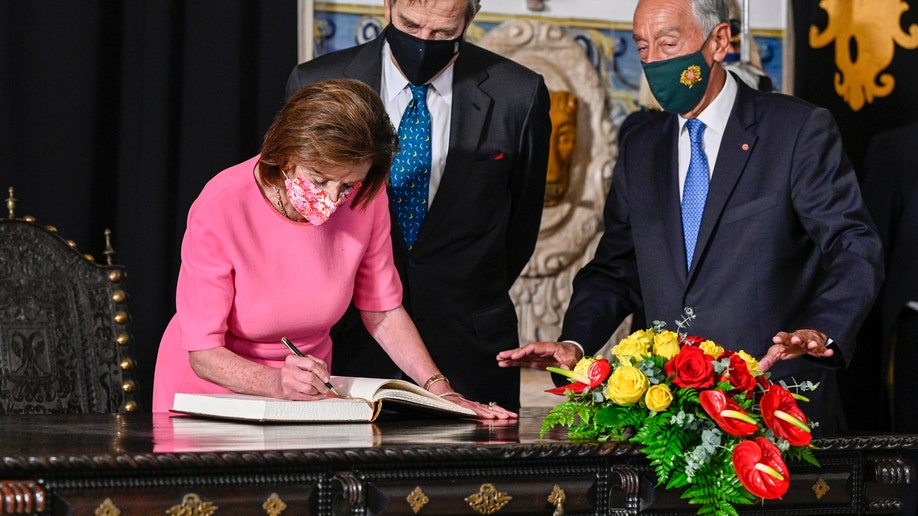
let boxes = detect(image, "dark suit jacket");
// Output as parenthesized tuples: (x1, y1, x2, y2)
(862, 122, 918, 342)
(561, 79, 883, 434)
(286, 35, 551, 410)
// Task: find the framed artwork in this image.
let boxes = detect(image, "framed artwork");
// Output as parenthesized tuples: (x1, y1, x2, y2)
(297, 0, 316, 63)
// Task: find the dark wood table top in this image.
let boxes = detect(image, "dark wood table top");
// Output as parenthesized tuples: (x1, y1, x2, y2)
(1, 408, 915, 476)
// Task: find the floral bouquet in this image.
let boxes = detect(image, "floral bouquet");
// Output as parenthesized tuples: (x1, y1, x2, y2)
(540, 320, 820, 516)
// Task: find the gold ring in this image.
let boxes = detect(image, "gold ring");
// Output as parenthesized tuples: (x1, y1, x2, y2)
(487, 402, 497, 408)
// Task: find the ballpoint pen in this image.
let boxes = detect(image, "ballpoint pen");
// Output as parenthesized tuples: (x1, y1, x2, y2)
(281, 337, 341, 396)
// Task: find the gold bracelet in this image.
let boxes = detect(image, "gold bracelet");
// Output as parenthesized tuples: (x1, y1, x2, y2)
(423, 373, 450, 391)
(439, 391, 466, 399)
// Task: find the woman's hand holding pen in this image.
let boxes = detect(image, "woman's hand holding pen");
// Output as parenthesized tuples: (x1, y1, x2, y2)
(278, 337, 340, 399)
(278, 353, 339, 399)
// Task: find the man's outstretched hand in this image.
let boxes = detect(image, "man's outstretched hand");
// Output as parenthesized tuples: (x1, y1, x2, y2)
(496, 341, 583, 371)
(758, 328, 831, 372)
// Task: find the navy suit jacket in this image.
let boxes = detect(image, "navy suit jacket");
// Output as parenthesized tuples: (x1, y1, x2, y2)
(862, 122, 918, 344)
(286, 35, 551, 410)
(561, 79, 883, 433)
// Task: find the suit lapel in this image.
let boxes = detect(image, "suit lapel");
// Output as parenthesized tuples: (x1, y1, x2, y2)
(689, 84, 758, 279)
(651, 117, 690, 284)
(343, 37, 385, 90)
(414, 48, 491, 247)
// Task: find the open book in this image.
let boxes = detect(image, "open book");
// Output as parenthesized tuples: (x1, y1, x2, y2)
(171, 376, 477, 423)
(159, 416, 382, 452)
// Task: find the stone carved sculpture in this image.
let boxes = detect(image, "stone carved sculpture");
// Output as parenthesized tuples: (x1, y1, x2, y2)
(479, 20, 623, 348)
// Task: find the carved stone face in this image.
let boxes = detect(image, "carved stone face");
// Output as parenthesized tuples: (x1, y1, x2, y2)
(545, 90, 578, 207)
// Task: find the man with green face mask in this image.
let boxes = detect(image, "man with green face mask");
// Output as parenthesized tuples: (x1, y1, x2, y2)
(497, 0, 883, 437)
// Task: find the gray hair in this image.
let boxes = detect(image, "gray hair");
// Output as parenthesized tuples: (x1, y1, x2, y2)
(390, 0, 481, 24)
(692, 0, 729, 36)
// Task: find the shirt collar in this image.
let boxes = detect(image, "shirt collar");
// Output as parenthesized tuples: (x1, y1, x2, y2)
(679, 71, 737, 137)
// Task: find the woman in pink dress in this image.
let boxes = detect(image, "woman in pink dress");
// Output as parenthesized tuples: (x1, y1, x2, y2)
(152, 79, 513, 419)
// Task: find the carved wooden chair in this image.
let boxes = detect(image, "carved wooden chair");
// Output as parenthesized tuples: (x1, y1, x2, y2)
(0, 187, 139, 413)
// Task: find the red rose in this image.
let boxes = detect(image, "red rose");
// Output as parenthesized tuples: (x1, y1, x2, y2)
(681, 335, 706, 346)
(722, 354, 757, 396)
(664, 345, 714, 389)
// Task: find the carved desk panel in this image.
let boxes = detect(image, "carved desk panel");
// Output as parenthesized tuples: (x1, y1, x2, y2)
(0, 411, 913, 515)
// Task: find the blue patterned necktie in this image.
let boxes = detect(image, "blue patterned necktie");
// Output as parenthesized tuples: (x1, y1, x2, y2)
(682, 118, 709, 271)
(390, 84, 432, 250)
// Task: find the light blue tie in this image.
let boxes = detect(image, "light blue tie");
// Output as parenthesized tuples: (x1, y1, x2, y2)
(682, 119, 709, 270)
(390, 85, 432, 250)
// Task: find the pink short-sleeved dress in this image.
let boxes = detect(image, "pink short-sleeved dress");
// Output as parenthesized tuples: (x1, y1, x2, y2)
(152, 156, 402, 412)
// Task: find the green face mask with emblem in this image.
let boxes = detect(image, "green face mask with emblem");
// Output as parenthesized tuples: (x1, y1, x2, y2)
(641, 48, 710, 114)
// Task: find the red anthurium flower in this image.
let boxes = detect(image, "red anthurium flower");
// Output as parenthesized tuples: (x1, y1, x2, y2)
(664, 345, 714, 389)
(760, 385, 812, 446)
(545, 359, 612, 395)
(698, 390, 758, 437)
(545, 383, 588, 395)
(732, 437, 790, 499)
(585, 359, 612, 386)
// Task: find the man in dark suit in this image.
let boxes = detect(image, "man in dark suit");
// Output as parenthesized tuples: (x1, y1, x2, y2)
(497, 0, 883, 436)
(286, 0, 551, 411)
(862, 122, 918, 435)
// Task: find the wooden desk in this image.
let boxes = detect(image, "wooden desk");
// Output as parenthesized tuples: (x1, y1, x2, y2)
(0, 409, 914, 515)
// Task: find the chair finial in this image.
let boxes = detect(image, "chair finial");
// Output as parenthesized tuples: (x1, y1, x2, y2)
(6, 187, 16, 219)
(103, 228, 115, 265)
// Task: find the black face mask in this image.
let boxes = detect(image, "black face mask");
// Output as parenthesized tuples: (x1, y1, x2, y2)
(385, 24, 463, 85)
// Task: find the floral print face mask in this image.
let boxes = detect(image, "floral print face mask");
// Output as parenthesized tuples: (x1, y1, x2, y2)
(284, 173, 360, 226)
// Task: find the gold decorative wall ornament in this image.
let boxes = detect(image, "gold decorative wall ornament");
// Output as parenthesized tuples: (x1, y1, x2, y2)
(545, 91, 578, 207)
(810, 0, 918, 111)
(166, 493, 218, 516)
(812, 477, 831, 499)
(94, 498, 121, 516)
(407, 486, 429, 513)
(262, 493, 287, 515)
(548, 485, 566, 515)
(465, 483, 512, 515)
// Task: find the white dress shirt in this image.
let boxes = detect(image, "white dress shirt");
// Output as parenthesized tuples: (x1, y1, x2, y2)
(381, 42, 453, 207)
(677, 72, 738, 199)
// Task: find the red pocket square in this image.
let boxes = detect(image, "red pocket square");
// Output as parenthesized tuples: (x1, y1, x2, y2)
(490, 151, 505, 160)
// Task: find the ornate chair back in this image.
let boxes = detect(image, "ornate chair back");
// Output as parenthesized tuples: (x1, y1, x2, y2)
(0, 187, 139, 413)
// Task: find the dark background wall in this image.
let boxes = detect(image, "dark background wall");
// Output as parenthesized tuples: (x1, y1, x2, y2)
(2, 1, 915, 429)
(0, 1, 298, 409)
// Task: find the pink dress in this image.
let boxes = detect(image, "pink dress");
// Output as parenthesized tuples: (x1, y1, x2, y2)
(152, 156, 402, 412)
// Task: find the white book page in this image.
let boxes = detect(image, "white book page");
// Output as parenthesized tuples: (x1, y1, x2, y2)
(171, 392, 375, 422)
(331, 377, 476, 416)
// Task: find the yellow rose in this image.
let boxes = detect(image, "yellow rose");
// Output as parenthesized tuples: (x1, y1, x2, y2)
(699, 340, 724, 358)
(652, 331, 681, 360)
(736, 350, 760, 375)
(605, 365, 649, 405)
(612, 330, 653, 364)
(644, 384, 673, 412)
